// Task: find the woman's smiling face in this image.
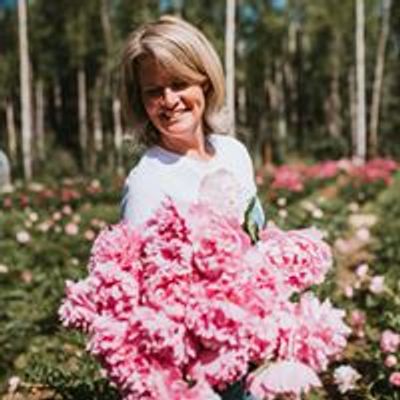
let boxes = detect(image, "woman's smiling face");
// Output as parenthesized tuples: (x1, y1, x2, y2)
(138, 56, 206, 145)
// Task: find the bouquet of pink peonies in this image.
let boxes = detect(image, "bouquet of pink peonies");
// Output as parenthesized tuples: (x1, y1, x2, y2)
(59, 197, 350, 400)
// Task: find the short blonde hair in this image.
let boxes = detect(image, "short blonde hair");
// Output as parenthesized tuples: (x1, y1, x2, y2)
(120, 15, 226, 145)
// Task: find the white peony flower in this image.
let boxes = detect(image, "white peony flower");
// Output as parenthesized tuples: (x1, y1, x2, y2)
(333, 365, 361, 393)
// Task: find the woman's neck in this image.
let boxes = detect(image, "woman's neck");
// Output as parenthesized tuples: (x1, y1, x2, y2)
(158, 133, 214, 161)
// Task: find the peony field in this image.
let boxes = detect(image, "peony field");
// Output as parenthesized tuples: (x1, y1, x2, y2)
(1, 158, 400, 400)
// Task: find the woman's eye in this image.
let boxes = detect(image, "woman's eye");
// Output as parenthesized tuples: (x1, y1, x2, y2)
(144, 87, 163, 97)
(171, 81, 188, 91)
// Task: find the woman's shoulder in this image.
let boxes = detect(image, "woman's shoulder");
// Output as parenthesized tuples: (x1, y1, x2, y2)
(125, 148, 163, 184)
(210, 133, 249, 156)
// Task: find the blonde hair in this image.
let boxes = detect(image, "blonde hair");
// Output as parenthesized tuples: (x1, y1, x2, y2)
(120, 15, 226, 145)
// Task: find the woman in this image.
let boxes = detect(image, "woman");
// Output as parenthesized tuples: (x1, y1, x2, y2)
(120, 15, 264, 230)
(119, 16, 260, 398)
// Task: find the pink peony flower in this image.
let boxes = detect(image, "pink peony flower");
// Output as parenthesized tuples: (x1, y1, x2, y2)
(89, 222, 142, 273)
(275, 293, 351, 372)
(198, 168, 243, 222)
(65, 222, 79, 236)
(188, 203, 251, 279)
(384, 355, 397, 368)
(8, 376, 21, 394)
(189, 347, 249, 390)
(59, 279, 97, 331)
(271, 165, 304, 192)
(369, 275, 385, 294)
(247, 360, 321, 400)
(380, 330, 400, 353)
(257, 227, 332, 293)
(389, 372, 400, 387)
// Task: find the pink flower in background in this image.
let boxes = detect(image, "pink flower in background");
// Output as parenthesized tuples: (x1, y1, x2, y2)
(369, 275, 385, 294)
(305, 160, 339, 180)
(389, 372, 400, 387)
(384, 355, 397, 368)
(271, 165, 304, 192)
(65, 222, 79, 236)
(84, 229, 96, 241)
(247, 360, 321, 400)
(348, 309, 367, 338)
(380, 330, 400, 353)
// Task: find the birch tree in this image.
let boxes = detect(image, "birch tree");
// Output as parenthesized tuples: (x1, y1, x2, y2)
(355, 0, 366, 163)
(18, 0, 33, 180)
(369, 0, 392, 157)
(225, 0, 236, 136)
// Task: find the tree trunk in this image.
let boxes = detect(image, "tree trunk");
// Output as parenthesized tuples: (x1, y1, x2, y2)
(276, 62, 287, 158)
(35, 78, 45, 161)
(112, 96, 124, 175)
(355, 0, 366, 163)
(5, 100, 18, 163)
(349, 67, 357, 157)
(225, 0, 236, 136)
(295, 24, 304, 151)
(93, 76, 104, 153)
(78, 66, 88, 169)
(324, 39, 342, 138)
(369, 0, 391, 158)
(18, 0, 33, 180)
(100, 0, 112, 96)
(237, 84, 246, 126)
(53, 79, 62, 132)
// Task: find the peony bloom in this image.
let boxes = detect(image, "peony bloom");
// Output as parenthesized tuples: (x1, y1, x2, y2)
(65, 222, 79, 236)
(197, 168, 244, 222)
(380, 330, 400, 353)
(271, 165, 304, 192)
(355, 263, 369, 279)
(247, 360, 321, 400)
(188, 203, 250, 280)
(348, 309, 366, 338)
(333, 365, 361, 393)
(16, 230, 31, 244)
(384, 355, 397, 368)
(258, 227, 332, 293)
(8, 376, 21, 394)
(275, 293, 351, 372)
(389, 372, 400, 387)
(89, 222, 142, 273)
(369, 275, 385, 294)
(59, 199, 349, 400)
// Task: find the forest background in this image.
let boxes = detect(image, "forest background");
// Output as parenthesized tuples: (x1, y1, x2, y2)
(1, 0, 399, 182)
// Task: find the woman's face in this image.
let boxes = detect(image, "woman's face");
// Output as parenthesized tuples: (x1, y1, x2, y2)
(138, 56, 206, 144)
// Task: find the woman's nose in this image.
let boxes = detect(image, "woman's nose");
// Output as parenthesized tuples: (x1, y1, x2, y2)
(163, 87, 179, 109)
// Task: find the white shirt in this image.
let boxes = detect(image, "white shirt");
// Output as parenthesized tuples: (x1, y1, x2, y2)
(121, 134, 257, 226)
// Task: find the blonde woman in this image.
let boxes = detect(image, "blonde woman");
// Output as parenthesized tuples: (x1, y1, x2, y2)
(120, 15, 264, 230)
